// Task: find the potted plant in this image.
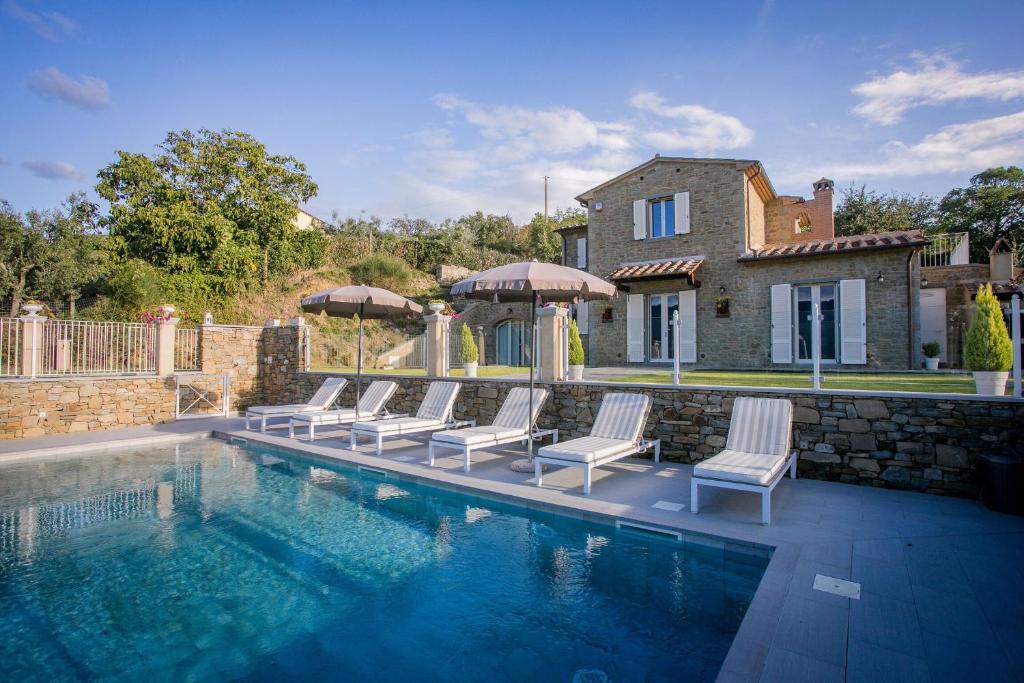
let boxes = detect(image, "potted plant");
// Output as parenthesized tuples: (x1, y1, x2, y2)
(460, 323, 479, 377)
(965, 283, 1013, 395)
(20, 299, 43, 316)
(922, 341, 941, 371)
(428, 299, 446, 315)
(567, 318, 585, 380)
(714, 295, 731, 317)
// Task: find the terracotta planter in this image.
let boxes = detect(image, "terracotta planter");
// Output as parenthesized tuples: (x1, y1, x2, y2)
(463, 361, 478, 377)
(973, 371, 1009, 396)
(924, 357, 939, 371)
(568, 365, 584, 381)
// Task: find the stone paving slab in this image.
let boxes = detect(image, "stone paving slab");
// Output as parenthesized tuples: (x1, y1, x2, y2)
(3, 417, 1024, 682)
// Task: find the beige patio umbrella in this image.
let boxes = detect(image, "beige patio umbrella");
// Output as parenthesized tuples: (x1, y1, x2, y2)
(301, 285, 423, 408)
(450, 261, 617, 468)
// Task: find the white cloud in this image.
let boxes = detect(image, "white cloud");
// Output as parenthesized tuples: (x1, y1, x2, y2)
(628, 91, 754, 151)
(3, 0, 79, 41)
(852, 53, 1024, 124)
(832, 111, 1024, 177)
(27, 67, 110, 112)
(387, 92, 752, 221)
(21, 160, 83, 181)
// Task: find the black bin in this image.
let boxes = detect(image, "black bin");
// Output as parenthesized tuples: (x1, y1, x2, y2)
(977, 449, 1024, 516)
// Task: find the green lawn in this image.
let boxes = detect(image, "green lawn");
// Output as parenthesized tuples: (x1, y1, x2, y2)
(309, 365, 530, 378)
(602, 370, 978, 394)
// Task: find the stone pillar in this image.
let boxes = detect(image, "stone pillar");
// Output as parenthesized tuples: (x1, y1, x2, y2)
(537, 306, 568, 381)
(154, 317, 179, 377)
(424, 312, 451, 377)
(476, 326, 486, 366)
(18, 316, 47, 377)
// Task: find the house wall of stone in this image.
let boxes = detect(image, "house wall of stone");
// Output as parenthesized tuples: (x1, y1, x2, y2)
(745, 178, 767, 249)
(281, 372, 1023, 498)
(581, 159, 917, 369)
(451, 302, 534, 367)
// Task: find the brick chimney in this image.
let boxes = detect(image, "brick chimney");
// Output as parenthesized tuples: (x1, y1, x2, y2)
(809, 178, 835, 239)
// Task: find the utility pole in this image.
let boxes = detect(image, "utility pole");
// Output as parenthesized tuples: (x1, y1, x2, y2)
(543, 175, 549, 225)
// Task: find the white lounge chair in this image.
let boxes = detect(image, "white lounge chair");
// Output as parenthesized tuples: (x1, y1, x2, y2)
(245, 377, 347, 432)
(350, 381, 463, 455)
(690, 397, 796, 525)
(428, 387, 550, 472)
(534, 393, 660, 495)
(287, 380, 398, 441)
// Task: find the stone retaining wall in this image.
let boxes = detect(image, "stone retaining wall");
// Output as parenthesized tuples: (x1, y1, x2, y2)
(284, 373, 1023, 497)
(0, 376, 176, 439)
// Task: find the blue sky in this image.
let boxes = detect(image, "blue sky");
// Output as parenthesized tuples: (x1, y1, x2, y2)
(2, 0, 1024, 223)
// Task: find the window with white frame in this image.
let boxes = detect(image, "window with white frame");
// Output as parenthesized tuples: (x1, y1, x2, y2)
(649, 197, 676, 238)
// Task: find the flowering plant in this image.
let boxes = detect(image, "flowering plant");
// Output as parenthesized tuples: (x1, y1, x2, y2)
(138, 308, 183, 324)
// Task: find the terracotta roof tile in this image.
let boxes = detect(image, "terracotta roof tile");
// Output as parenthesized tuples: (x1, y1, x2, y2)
(609, 257, 704, 282)
(739, 230, 929, 262)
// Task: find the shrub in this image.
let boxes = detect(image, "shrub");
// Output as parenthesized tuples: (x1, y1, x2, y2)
(921, 341, 942, 358)
(568, 318, 585, 365)
(348, 254, 413, 291)
(460, 323, 478, 364)
(104, 259, 164, 319)
(964, 283, 1012, 372)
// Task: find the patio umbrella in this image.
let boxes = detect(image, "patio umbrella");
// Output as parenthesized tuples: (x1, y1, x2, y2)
(300, 285, 423, 408)
(450, 261, 617, 470)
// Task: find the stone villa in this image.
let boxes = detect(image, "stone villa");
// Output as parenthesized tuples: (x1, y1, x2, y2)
(458, 156, 1018, 370)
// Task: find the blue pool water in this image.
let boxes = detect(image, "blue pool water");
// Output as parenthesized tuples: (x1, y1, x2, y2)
(0, 440, 768, 682)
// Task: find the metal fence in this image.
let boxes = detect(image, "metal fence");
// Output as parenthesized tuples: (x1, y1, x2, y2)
(38, 319, 156, 376)
(0, 318, 21, 376)
(448, 327, 464, 369)
(175, 328, 200, 370)
(921, 232, 970, 268)
(310, 331, 426, 370)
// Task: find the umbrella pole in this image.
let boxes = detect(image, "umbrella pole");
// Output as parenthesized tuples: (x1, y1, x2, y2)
(356, 303, 364, 411)
(511, 297, 541, 474)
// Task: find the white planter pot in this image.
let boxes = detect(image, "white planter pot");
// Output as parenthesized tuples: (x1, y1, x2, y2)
(973, 371, 1009, 396)
(20, 303, 43, 316)
(924, 357, 940, 371)
(568, 365, 584, 381)
(463, 362, 478, 378)
(429, 303, 445, 314)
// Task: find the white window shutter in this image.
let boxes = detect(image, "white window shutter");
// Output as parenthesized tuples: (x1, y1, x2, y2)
(677, 290, 697, 363)
(576, 301, 589, 333)
(770, 284, 793, 363)
(626, 294, 644, 362)
(674, 191, 690, 234)
(577, 237, 587, 268)
(632, 200, 647, 240)
(840, 279, 867, 364)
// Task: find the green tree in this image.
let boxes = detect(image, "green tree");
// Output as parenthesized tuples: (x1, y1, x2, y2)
(0, 200, 47, 314)
(834, 185, 936, 237)
(964, 283, 1013, 372)
(568, 318, 584, 365)
(97, 128, 318, 285)
(938, 167, 1024, 262)
(30, 193, 109, 313)
(524, 212, 561, 262)
(459, 323, 478, 364)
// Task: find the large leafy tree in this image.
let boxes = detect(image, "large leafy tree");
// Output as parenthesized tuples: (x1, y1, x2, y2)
(97, 129, 318, 286)
(834, 185, 936, 237)
(30, 193, 109, 312)
(938, 167, 1024, 262)
(0, 201, 48, 315)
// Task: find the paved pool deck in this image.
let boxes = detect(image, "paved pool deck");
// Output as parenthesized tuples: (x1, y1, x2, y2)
(3, 419, 1023, 683)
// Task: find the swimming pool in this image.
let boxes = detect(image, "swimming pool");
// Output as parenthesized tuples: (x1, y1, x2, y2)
(0, 439, 768, 682)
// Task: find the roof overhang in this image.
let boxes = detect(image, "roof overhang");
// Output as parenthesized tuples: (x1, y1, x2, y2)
(609, 256, 704, 287)
(738, 231, 929, 263)
(575, 157, 763, 206)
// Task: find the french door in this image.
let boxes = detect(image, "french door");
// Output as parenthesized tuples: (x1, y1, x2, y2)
(495, 320, 525, 366)
(794, 284, 837, 362)
(648, 294, 679, 361)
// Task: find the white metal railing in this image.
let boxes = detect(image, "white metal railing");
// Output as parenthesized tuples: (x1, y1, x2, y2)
(175, 328, 199, 370)
(449, 327, 464, 369)
(39, 319, 156, 376)
(921, 232, 970, 267)
(0, 318, 21, 376)
(310, 332, 426, 370)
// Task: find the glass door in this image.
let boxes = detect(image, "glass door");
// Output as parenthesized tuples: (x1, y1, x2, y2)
(648, 294, 679, 361)
(795, 284, 837, 362)
(495, 320, 525, 366)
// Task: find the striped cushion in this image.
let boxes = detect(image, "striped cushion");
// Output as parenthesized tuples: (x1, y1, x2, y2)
(433, 426, 524, 446)
(307, 377, 347, 410)
(292, 409, 360, 425)
(590, 393, 650, 442)
(416, 382, 460, 421)
(538, 436, 635, 463)
(354, 417, 443, 434)
(694, 449, 790, 486)
(492, 388, 549, 432)
(725, 398, 793, 457)
(247, 404, 315, 416)
(357, 381, 397, 416)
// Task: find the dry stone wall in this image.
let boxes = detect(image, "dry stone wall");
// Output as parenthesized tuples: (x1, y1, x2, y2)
(286, 372, 1023, 497)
